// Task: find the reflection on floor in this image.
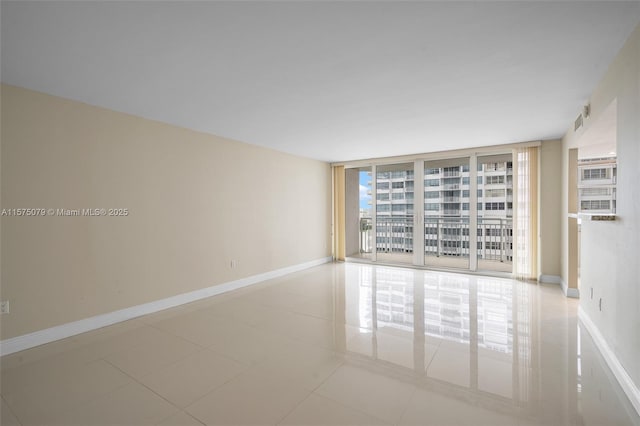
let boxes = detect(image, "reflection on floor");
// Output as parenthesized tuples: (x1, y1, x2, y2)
(1, 263, 638, 425)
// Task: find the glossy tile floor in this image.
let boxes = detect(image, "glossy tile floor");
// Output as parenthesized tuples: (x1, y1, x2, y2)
(1, 263, 639, 425)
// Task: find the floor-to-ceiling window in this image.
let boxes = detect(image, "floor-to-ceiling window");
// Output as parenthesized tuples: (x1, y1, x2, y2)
(424, 158, 471, 270)
(477, 154, 514, 273)
(375, 163, 414, 265)
(343, 149, 522, 276)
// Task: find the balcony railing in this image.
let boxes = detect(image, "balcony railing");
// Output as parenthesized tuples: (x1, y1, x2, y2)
(358, 216, 513, 266)
(359, 217, 373, 253)
(425, 217, 469, 258)
(375, 216, 414, 254)
(478, 218, 512, 263)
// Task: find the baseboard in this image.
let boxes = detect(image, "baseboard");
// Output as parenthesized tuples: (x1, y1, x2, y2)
(0, 256, 333, 356)
(538, 275, 579, 298)
(578, 306, 640, 416)
(560, 277, 580, 298)
(538, 274, 562, 284)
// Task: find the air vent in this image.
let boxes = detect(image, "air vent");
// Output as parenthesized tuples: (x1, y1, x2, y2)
(574, 114, 583, 131)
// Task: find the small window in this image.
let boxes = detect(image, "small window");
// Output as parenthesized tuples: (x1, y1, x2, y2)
(484, 202, 505, 210)
(425, 203, 440, 211)
(486, 175, 505, 185)
(582, 168, 608, 180)
(425, 191, 439, 199)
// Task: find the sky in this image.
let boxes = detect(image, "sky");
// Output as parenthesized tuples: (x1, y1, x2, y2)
(359, 171, 371, 210)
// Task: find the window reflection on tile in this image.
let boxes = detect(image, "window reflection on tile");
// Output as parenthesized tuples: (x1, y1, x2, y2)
(337, 263, 640, 425)
(344, 265, 532, 404)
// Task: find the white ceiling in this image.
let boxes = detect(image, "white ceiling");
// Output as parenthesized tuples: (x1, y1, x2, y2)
(2, 1, 639, 162)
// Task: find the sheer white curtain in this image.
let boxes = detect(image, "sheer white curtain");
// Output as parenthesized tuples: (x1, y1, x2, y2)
(513, 146, 539, 281)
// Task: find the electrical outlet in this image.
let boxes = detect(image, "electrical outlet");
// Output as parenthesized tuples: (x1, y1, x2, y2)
(230, 260, 237, 269)
(1, 300, 9, 314)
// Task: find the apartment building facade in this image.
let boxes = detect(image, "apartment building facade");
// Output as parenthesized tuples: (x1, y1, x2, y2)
(577, 157, 617, 214)
(370, 161, 513, 263)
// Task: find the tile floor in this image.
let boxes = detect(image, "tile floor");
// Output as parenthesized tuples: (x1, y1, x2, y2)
(1, 262, 639, 425)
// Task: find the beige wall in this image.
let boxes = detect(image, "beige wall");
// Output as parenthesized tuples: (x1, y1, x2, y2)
(0, 84, 332, 340)
(561, 23, 640, 388)
(538, 139, 562, 279)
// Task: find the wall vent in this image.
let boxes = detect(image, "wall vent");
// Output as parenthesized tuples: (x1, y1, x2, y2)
(574, 114, 583, 131)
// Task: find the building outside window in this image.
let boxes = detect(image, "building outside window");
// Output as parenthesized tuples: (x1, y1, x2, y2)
(578, 158, 616, 214)
(374, 160, 513, 262)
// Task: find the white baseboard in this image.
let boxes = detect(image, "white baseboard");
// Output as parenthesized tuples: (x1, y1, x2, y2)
(0, 256, 332, 357)
(578, 306, 640, 416)
(560, 277, 580, 298)
(539, 274, 562, 284)
(538, 275, 579, 298)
